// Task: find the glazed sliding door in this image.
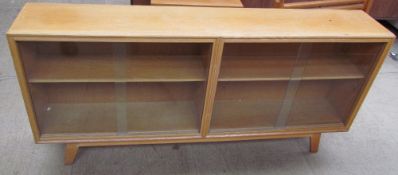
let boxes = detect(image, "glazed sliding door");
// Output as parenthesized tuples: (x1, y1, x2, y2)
(210, 43, 300, 133)
(209, 41, 385, 134)
(18, 41, 213, 137)
(284, 43, 384, 128)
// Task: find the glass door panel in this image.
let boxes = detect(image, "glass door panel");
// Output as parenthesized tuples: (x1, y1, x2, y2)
(285, 80, 363, 127)
(210, 43, 299, 133)
(210, 81, 288, 132)
(125, 82, 204, 134)
(18, 42, 211, 82)
(218, 43, 300, 81)
(30, 83, 119, 135)
(210, 42, 384, 133)
(19, 41, 213, 137)
(284, 43, 384, 128)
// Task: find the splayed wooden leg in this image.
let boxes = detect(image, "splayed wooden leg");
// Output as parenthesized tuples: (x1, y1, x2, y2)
(64, 143, 79, 165)
(310, 133, 321, 153)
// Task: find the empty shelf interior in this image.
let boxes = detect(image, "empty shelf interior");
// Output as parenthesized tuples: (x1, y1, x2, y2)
(286, 79, 363, 127)
(39, 103, 118, 135)
(210, 81, 288, 132)
(211, 100, 283, 131)
(31, 82, 205, 136)
(287, 99, 343, 126)
(21, 41, 383, 137)
(219, 43, 298, 81)
(18, 41, 212, 82)
(219, 42, 383, 81)
(302, 55, 365, 80)
(126, 101, 199, 134)
(210, 79, 364, 132)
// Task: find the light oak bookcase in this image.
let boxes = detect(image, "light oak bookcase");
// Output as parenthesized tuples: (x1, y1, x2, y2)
(7, 3, 394, 165)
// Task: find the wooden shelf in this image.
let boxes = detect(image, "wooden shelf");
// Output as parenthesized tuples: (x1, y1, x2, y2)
(302, 55, 365, 80)
(210, 100, 281, 131)
(287, 98, 344, 126)
(127, 101, 200, 134)
(218, 56, 295, 81)
(39, 101, 200, 136)
(210, 81, 287, 132)
(218, 55, 365, 81)
(34, 82, 203, 136)
(39, 103, 118, 135)
(209, 79, 356, 132)
(209, 98, 345, 132)
(29, 55, 206, 83)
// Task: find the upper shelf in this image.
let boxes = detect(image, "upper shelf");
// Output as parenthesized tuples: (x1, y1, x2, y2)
(19, 41, 211, 83)
(7, 3, 394, 39)
(218, 55, 366, 81)
(29, 55, 207, 83)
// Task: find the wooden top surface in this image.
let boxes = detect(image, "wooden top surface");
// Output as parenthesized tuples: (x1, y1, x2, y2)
(7, 3, 395, 39)
(151, 0, 243, 7)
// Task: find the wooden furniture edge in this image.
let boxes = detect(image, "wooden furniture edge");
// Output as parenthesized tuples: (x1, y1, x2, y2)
(63, 132, 322, 164)
(221, 38, 394, 43)
(8, 3, 394, 40)
(345, 39, 395, 128)
(8, 35, 394, 43)
(7, 36, 41, 143)
(200, 38, 224, 136)
(38, 124, 346, 144)
(6, 35, 217, 42)
(7, 34, 395, 42)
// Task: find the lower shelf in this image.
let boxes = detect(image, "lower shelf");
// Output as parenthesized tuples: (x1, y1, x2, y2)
(40, 103, 118, 135)
(39, 101, 200, 136)
(210, 100, 281, 131)
(126, 101, 200, 134)
(210, 98, 345, 133)
(287, 99, 344, 126)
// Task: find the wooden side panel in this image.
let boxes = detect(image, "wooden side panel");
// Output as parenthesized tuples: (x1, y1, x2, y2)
(345, 40, 395, 128)
(7, 37, 41, 142)
(327, 79, 362, 122)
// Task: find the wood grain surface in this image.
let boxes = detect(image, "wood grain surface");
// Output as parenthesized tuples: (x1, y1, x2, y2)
(7, 3, 394, 39)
